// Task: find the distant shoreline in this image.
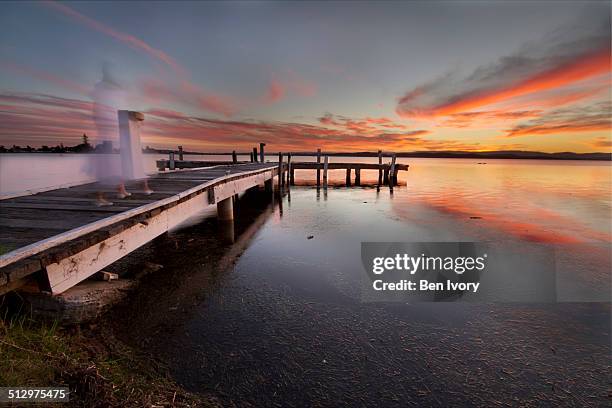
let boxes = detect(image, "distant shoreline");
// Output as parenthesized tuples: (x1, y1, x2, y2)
(2, 150, 610, 161)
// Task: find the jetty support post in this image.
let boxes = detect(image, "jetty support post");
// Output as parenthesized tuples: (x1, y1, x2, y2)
(316, 148, 322, 187)
(260, 143, 266, 162)
(169, 151, 175, 170)
(232, 150, 238, 164)
(390, 153, 397, 187)
(383, 165, 389, 185)
(378, 150, 383, 185)
(217, 196, 234, 221)
(178, 145, 184, 160)
(355, 168, 361, 186)
(346, 167, 351, 186)
(253, 147, 259, 162)
(265, 178, 273, 193)
(217, 197, 235, 243)
(278, 152, 284, 189)
(118, 110, 146, 179)
(286, 153, 292, 186)
(323, 155, 329, 188)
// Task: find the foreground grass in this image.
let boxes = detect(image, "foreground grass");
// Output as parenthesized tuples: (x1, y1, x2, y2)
(0, 315, 217, 407)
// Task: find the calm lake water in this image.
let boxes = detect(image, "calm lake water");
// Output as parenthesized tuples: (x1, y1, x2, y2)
(2, 154, 611, 405)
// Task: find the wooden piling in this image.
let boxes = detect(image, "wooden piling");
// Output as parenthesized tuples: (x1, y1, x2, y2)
(287, 153, 292, 185)
(250, 152, 254, 162)
(323, 155, 329, 188)
(278, 152, 284, 188)
(232, 150, 238, 164)
(378, 150, 382, 185)
(264, 178, 273, 193)
(169, 152, 175, 170)
(217, 197, 234, 221)
(259, 143, 266, 162)
(178, 145, 184, 160)
(390, 153, 397, 186)
(383, 168, 389, 185)
(355, 168, 361, 186)
(346, 168, 351, 186)
(316, 148, 322, 187)
(253, 147, 258, 163)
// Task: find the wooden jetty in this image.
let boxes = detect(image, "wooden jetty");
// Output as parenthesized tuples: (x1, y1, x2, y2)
(0, 162, 282, 295)
(158, 150, 408, 187)
(1, 143, 408, 297)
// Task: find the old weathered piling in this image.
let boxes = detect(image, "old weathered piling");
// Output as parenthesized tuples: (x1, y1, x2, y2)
(169, 151, 175, 170)
(323, 155, 329, 188)
(378, 150, 383, 185)
(316, 148, 322, 187)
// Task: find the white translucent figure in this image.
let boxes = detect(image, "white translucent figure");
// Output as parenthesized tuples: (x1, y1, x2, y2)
(92, 63, 152, 206)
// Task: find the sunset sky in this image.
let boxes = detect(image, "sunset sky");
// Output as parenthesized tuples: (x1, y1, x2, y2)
(0, 1, 610, 153)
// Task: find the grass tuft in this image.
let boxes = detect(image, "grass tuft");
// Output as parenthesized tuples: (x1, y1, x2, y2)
(0, 314, 217, 407)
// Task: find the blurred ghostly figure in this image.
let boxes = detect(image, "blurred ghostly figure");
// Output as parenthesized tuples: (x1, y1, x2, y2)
(92, 62, 152, 206)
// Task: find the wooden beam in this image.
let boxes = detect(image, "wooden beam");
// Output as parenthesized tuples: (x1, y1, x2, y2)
(355, 168, 361, 186)
(290, 162, 408, 171)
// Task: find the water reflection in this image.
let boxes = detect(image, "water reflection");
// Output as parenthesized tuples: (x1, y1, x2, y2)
(110, 184, 609, 406)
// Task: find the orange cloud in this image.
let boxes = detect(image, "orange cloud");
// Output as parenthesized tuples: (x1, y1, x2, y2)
(0, 92, 461, 152)
(506, 122, 610, 137)
(399, 46, 611, 119)
(504, 102, 611, 138)
(439, 48, 609, 115)
(318, 114, 409, 134)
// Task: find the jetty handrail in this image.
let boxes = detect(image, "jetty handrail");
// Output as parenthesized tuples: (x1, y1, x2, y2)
(0, 164, 277, 269)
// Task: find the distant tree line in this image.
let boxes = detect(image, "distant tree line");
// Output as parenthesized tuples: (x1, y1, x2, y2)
(0, 134, 117, 154)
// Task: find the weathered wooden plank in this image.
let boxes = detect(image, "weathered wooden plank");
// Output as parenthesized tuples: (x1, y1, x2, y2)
(0, 218, 86, 230)
(0, 164, 279, 293)
(0, 203, 134, 212)
(6, 195, 158, 205)
(45, 209, 169, 293)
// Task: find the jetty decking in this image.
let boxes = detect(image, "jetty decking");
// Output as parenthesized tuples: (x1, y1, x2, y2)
(1, 149, 409, 297)
(0, 163, 280, 295)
